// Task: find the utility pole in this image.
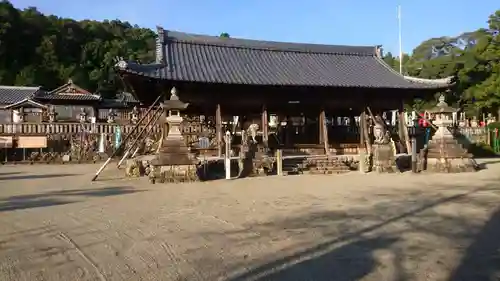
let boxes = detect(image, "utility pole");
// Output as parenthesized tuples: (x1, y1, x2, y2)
(398, 4, 403, 74)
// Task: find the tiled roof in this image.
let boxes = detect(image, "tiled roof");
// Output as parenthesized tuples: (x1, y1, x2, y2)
(116, 92, 139, 104)
(403, 76, 455, 85)
(3, 98, 47, 109)
(0, 85, 42, 104)
(35, 80, 101, 101)
(100, 92, 140, 108)
(35, 92, 101, 101)
(115, 28, 452, 89)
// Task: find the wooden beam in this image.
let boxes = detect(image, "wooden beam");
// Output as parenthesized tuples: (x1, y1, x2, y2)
(359, 111, 367, 172)
(360, 112, 365, 151)
(399, 101, 411, 154)
(397, 112, 412, 154)
(319, 111, 325, 144)
(319, 108, 329, 155)
(216, 103, 222, 157)
(261, 105, 268, 147)
(362, 111, 372, 154)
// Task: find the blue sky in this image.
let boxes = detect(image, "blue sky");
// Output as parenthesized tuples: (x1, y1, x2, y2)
(10, 0, 499, 55)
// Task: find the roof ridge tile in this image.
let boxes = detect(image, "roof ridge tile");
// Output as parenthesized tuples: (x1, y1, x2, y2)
(163, 30, 377, 56)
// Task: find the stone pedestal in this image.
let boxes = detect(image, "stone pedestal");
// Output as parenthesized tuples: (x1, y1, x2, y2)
(371, 115, 396, 173)
(149, 87, 199, 183)
(424, 95, 477, 173)
(372, 144, 396, 173)
(425, 136, 476, 173)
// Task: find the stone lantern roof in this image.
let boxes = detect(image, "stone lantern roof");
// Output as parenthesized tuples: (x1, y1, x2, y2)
(162, 87, 189, 110)
(427, 95, 457, 114)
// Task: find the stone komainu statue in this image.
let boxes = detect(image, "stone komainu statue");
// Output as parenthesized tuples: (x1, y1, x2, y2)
(247, 123, 260, 143)
(373, 116, 390, 145)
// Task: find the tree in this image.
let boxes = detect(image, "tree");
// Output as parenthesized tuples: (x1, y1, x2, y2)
(1, 0, 500, 114)
(456, 10, 500, 115)
(0, 1, 155, 97)
(400, 9, 500, 115)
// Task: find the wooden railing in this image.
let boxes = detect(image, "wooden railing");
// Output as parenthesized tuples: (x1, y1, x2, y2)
(455, 126, 488, 137)
(0, 122, 162, 135)
(0, 122, 491, 144)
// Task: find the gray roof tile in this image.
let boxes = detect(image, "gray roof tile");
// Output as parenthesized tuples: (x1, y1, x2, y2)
(116, 29, 451, 89)
(100, 92, 140, 107)
(35, 93, 101, 101)
(35, 80, 101, 101)
(0, 85, 42, 104)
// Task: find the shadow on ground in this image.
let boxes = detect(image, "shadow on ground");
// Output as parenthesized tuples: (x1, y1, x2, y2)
(0, 186, 143, 212)
(245, 236, 399, 281)
(476, 159, 500, 170)
(0, 173, 77, 181)
(199, 182, 500, 281)
(447, 206, 500, 281)
(0, 172, 22, 176)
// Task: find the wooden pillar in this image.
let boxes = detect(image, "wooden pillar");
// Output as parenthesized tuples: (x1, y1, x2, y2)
(216, 103, 222, 157)
(398, 101, 411, 154)
(362, 111, 372, 154)
(319, 108, 329, 155)
(359, 111, 367, 172)
(261, 105, 268, 147)
(360, 112, 365, 150)
(276, 149, 283, 175)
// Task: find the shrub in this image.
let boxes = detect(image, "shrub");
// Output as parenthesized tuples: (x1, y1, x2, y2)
(487, 122, 500, 130)
(468, 142, 498, 158)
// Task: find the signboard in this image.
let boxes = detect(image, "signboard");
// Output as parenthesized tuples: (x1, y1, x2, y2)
(115, 126, 122, 148)
(0, 136, 13, 148)
(17, 136, 47, 148)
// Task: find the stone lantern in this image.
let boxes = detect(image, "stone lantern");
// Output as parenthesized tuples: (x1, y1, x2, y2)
(470, 116, 478, 127)
(424, 95, 476, 172)
(48, 105, 58, 123)
(486, 113, 496, 125)
(79, 108, 87, 123)
(107, 108, 117, 123)
(149, 87, 198, 183)
(17, 107, 25, 123)
(129, 106, 140, 124)
(429, 95, 456, 140)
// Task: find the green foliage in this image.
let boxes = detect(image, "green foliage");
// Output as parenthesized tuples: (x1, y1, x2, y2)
(1, 1, 499, 109)
(382, 10, 500, 117)
(467, 142, 498, 157)
(487, 121, 500, 130)
(0, 1, 155, 98)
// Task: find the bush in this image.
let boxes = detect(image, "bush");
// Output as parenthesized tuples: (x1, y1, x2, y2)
(487, 122, 500, 130)
(468, 142, 498, 158)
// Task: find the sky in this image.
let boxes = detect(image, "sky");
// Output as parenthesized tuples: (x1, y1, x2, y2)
(10, 0, 500, 55)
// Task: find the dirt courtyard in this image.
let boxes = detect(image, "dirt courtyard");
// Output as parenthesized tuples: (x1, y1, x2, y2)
(1, 160, 500, 281)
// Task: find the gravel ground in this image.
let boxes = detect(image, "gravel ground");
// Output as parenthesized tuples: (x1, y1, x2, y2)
(0, 160, 500, 281)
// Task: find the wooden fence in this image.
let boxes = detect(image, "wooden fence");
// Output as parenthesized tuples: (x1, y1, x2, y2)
(0, 122, 162, 135)
(0, 121, 493, 164)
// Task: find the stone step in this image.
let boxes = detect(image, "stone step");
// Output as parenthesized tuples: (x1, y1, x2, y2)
(309, 169, 350, 175)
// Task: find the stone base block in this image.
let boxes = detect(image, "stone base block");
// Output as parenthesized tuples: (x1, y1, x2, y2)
(149, 164, 199, 183)
(425, 158, 477, 173)
(373, 144, 396, 173)
(125, 159, 143, 177)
